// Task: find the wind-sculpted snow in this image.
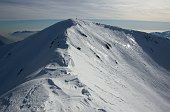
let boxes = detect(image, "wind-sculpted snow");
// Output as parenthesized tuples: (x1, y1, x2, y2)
(0, 19, 170, 112)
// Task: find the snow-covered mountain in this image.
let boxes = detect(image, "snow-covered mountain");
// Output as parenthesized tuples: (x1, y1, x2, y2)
(0, 19, 170, 112)
(151, 31, 170, 40)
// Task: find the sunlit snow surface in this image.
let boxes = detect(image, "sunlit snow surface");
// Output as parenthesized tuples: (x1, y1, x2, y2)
(0, 19, 170, 112)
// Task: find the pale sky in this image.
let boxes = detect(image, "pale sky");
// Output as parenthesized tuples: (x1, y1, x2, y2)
(0, 0, 170, 21)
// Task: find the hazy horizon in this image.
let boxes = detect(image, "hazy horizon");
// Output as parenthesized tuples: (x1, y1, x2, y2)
(0, 19, 170, 38)
(1, 0, 170, 38)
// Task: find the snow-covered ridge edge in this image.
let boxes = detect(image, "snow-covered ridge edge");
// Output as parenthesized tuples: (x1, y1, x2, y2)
(0, 18, 170, 112)
(0, 19, 108, 112)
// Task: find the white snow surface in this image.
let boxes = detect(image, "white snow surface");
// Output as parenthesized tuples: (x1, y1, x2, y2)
(0, 19, 170, 112)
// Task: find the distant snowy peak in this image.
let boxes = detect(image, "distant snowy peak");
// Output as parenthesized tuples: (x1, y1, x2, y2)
(0, 19, 170, 112)
(151, 31, 170, 39)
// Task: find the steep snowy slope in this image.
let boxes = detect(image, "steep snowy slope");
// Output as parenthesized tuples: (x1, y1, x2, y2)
(0, 19, 170, 112)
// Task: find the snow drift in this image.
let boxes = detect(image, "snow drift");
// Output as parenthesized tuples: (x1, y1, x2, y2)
(0, 19, 170, 112)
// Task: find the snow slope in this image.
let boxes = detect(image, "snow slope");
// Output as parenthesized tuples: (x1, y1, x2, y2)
(0, 19, 170, 112)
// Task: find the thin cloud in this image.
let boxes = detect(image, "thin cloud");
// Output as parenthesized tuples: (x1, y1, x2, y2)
(0, 0, 169, 21)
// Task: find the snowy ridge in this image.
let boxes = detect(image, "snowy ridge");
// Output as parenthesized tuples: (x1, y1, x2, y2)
(0, 19, 170, 112)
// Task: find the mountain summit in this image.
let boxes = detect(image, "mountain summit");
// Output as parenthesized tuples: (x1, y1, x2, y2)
(0, 19, 170, 112)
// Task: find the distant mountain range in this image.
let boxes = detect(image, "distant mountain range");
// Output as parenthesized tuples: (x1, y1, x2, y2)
(10, 30, 39, 40)
(11, 30, 38, 35)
